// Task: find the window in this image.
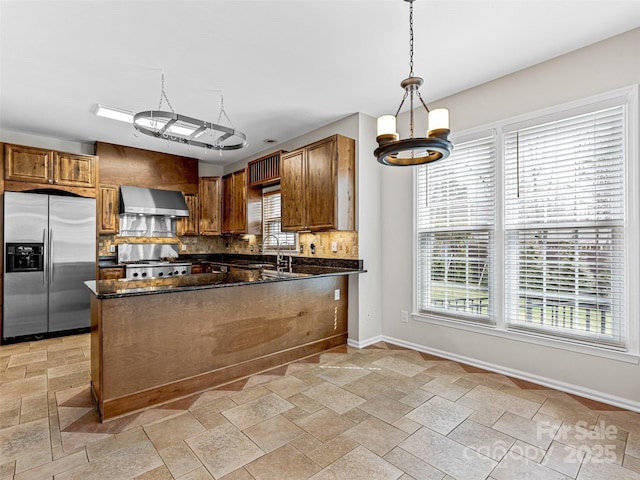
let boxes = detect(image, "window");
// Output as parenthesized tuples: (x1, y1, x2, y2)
(262, 190, 297, 251)
(504, 106, 626, 347)
(417, 134, 496, 324)
(416, 89, 635, 352)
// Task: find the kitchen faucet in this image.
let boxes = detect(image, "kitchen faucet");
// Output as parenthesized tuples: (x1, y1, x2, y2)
(262, 235, 283, 273)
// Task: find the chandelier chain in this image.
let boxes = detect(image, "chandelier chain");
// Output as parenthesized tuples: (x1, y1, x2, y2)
(409, 0, 414, 77)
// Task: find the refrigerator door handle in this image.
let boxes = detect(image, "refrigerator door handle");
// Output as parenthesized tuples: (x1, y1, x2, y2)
(43, 228, 47, 285)
(49, 228, 54, 284)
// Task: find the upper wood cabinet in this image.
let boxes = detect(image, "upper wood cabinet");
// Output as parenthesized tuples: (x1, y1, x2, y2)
(247, 150, 282, 187)
(53, 151, 96, 188)
(199, 177, 222, 236)
(178, 193, 198, 236)
(281, 134, 355, 232)
(98, 184, 119, 234)
(221, 168, 261, 235)
(4, 144, 97, 194)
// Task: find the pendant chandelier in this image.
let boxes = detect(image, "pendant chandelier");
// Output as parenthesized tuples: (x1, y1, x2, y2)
(133, 74, 247, 152)
(375, 0, 453, 166)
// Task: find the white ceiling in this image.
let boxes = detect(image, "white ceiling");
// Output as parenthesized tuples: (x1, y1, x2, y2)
(1, 0, 639, 165)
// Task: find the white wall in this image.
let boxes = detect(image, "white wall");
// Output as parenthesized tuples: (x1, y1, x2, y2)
(380, 28, 640, 409)
(0, 130, 95, 155)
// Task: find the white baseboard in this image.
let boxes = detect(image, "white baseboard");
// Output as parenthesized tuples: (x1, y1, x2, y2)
(347, 335, 383, 349)
(351, 334, 640, 413)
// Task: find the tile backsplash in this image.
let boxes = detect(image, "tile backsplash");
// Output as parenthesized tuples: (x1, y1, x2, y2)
(98, 231, 358, 259)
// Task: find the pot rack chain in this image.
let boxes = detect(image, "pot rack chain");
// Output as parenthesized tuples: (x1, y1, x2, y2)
(158, 73, 176, 113)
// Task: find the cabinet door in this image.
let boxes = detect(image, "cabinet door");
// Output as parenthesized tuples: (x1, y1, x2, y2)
(199, 177, 221, 235)
(280, 148, 306, 231)
(305, 137, 337, 230)
(98, 185, 119, 234)
(53, 152, 97, 188)
(99, 267, 125, 280)
(231, 169, 247, 233)
(4, 144, 52, 184)
(179, 194, 198, 236)
(221, 174, 233, 233)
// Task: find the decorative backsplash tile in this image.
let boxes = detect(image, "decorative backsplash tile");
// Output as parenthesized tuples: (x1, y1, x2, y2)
(99, 231, 359, 260)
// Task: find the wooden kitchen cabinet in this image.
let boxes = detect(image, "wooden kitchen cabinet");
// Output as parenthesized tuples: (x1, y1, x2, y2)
(281, 134, 355, 231)
(99, 267, 125, 280)
(4, 143, 97, 195)
(98, 184, 119, 234)
(198, 177, 222, 235)
(53, 151, 97, 188)
(178, 193, 198, 236)
(221, 168, 261, 235)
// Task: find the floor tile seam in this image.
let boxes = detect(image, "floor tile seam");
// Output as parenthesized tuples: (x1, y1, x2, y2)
(293, 438, 354, 471)
(13, 447, 89, 480)
(83, 429, 153, 463)
(412, 424, 500, 463)
(446, 417, 519, 448)
(383, 444, 448, 478)
(159, 439, 207, 478)
(486, 449, 561, 479)
(551, 432, 627, 460)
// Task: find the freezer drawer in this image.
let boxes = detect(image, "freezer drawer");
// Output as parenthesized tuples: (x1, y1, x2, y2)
(3, 271, 48, 338)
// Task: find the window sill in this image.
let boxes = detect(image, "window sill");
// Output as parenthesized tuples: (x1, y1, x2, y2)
(412, 311, 640, 365)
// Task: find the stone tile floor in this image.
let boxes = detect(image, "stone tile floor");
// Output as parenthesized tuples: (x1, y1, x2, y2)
(1, 333, 639, 479)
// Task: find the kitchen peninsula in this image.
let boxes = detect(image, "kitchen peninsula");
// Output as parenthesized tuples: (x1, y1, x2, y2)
(87, 260, 362, 421)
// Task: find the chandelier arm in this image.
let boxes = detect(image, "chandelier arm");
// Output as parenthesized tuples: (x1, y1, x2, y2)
(416, 91, 431, 113)
(394, 90, 409, 117)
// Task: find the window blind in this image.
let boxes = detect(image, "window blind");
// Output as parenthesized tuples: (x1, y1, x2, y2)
(504, 106, 626, 348)
(417, 134, 496, 323)
(263, 191, 297, 250)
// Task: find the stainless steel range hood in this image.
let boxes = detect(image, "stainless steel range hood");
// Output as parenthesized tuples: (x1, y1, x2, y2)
(120, 185, 190, 217)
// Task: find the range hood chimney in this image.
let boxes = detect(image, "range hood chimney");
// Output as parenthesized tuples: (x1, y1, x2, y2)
(119, 185, 190, 217)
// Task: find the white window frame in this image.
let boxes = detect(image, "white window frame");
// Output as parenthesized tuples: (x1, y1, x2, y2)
(416, 130, 497, 325)
(413, 85, 640, 363)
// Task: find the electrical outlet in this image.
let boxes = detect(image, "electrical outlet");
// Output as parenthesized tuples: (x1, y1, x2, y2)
(299, 244, 304, 254)
(401, 310, 409, 323)
(331, 241, 338, 252)
(109, 245, 116, 253)
(334, 289, 340, 300)
(181, 244, 187, 251)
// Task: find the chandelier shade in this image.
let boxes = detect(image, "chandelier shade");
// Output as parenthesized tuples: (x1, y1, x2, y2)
(375, 0, 453, 166)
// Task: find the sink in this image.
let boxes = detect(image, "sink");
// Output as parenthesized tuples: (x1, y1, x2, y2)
(260, 269, 311, 279)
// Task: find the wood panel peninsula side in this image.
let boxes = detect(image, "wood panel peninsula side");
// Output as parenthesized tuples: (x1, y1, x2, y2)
(88, 270, 352, 421)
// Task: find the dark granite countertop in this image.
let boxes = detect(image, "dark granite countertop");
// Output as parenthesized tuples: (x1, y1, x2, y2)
(86, 264, 364, 299)
(98, 253, 363, 270)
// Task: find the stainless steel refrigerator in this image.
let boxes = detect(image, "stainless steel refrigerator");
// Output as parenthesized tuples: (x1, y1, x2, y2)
(3, 191, 96, 339)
